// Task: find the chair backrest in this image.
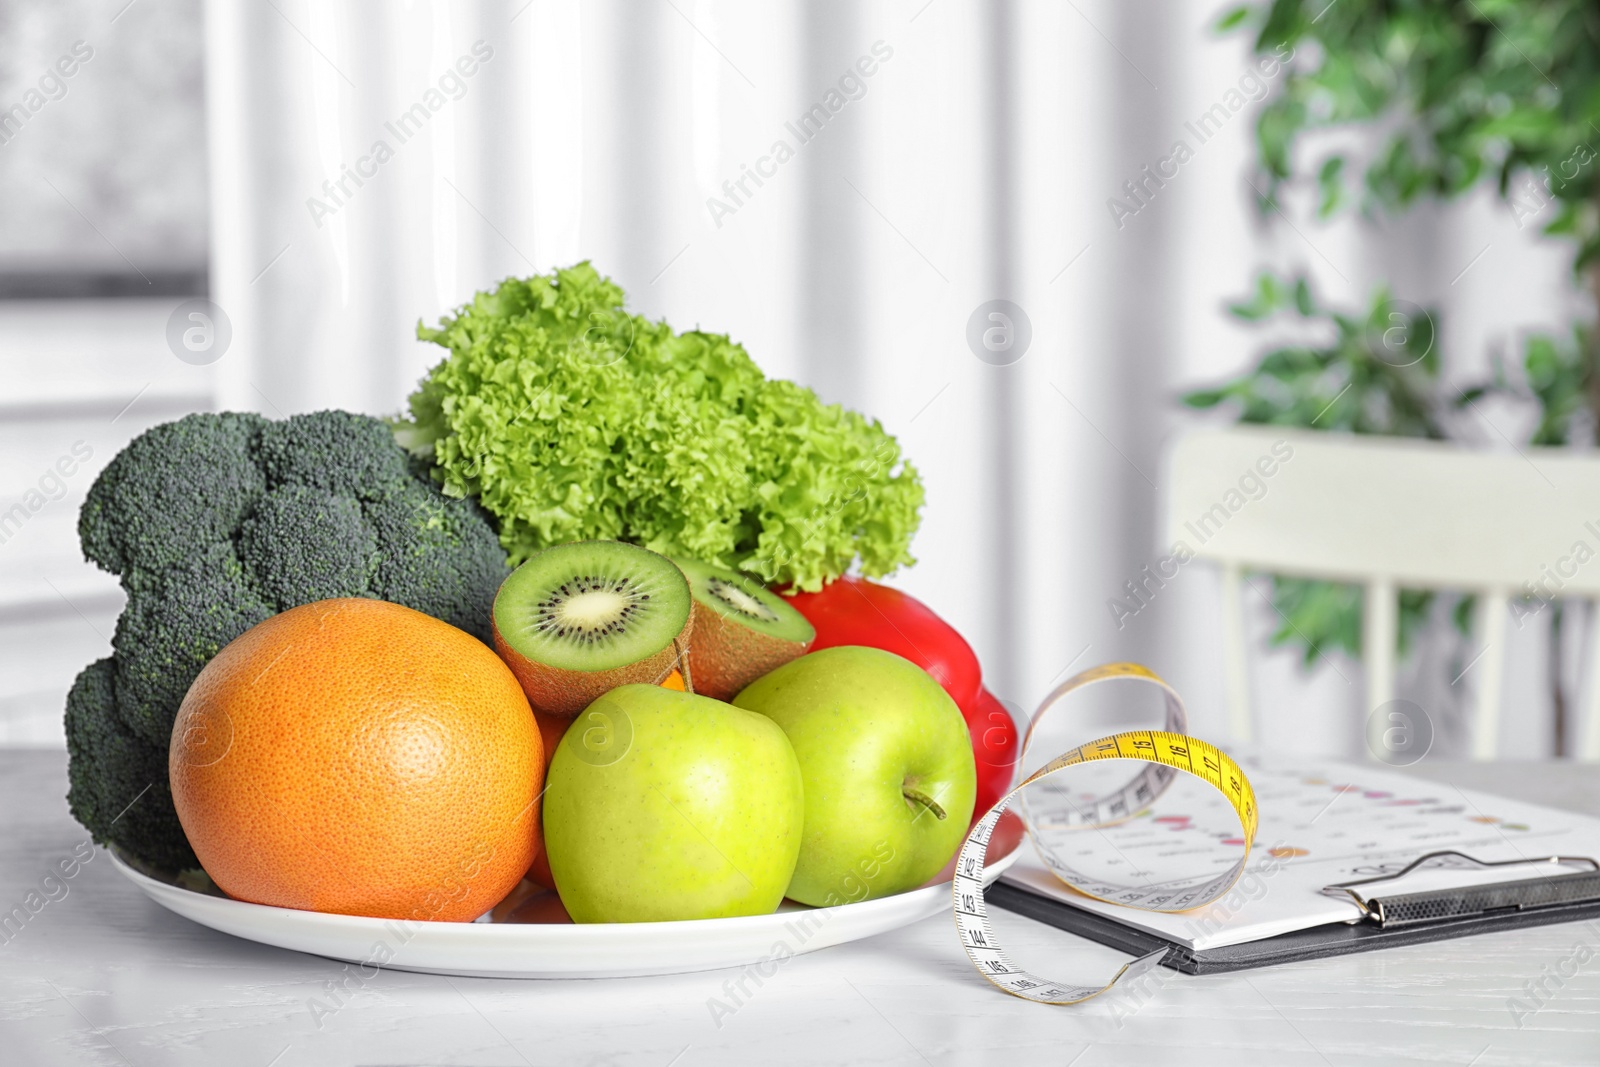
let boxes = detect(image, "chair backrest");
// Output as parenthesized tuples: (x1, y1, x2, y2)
(1166, 426, 1600, 760)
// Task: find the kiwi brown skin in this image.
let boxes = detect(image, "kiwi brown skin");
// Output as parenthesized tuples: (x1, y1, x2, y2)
(687, 599, 813, 701)
(493, 611, 694, 717)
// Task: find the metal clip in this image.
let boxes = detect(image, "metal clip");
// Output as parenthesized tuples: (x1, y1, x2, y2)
(1319, 850, 1600, 928)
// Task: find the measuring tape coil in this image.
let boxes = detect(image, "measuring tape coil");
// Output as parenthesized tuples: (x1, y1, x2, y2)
(953, 662, 1258, 1004)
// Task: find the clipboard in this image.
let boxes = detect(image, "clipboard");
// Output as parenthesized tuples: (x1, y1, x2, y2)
(988, 850, 1600, 975)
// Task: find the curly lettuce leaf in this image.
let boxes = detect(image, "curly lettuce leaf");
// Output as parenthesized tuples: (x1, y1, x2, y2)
(400, 263, 923, 591)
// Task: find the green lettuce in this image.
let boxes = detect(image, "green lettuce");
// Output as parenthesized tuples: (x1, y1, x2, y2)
(399, 263, 923, 592)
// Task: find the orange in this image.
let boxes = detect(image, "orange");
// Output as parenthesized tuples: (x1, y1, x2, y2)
(170, 598, 541, 922)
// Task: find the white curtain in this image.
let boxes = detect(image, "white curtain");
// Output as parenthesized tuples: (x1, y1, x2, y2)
(201, 0, 1579, 760)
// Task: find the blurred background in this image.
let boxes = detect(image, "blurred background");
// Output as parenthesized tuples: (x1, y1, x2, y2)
(0, 1, 1584, 759)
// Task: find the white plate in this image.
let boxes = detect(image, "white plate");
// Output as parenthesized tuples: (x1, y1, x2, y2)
(111, 839, 1021, 979)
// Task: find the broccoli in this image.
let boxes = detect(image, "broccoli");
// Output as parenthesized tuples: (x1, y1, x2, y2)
(111, 543, 275, 746)
(238, 487, 375, 606)
(65, 659, 197, 871)
(79, 412, 269, 576)
(67, 410, 509, 871)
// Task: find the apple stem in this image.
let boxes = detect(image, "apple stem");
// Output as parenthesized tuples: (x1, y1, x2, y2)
(902, 786, 947, 821)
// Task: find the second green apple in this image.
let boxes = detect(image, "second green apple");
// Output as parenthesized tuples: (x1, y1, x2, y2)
(543, 684, 804, 923)
(734, 645, 977, 906)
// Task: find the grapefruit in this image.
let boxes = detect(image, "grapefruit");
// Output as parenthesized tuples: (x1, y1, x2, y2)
(170, 598, 541, 922)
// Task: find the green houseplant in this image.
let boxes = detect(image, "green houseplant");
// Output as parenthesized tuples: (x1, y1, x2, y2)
(1189, 0, 1600, 753)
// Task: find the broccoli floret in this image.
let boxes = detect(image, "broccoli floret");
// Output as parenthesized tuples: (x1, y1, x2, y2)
(79, 412, 268, 575)
(112, 544, 274, 746)
(65, 659, 198, 872)
(363, 480, 505, 641)
(257, 409, 411, 499)
(239, 486, 376, 606)
(69, 409, 509, 871)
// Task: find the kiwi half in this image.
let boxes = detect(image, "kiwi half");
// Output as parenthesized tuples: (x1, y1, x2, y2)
(672, 557, 815, 700)
(493, 541, 694, 716)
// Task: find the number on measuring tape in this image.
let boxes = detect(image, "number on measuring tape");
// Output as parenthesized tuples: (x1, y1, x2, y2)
(953, 662, 1257, 1006)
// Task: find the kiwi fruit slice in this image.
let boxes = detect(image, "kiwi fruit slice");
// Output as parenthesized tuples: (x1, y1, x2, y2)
(672, 557, 815, 700)
(492, 541, 694, 716)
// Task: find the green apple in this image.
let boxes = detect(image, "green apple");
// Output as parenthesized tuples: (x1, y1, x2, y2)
(543, 684, 804, 923)
(733, 645, 976, 907)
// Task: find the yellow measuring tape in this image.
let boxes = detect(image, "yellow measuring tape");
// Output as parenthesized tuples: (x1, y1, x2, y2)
(953, 662, 1258, 1004)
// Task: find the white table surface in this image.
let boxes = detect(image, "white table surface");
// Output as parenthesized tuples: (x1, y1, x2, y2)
(5, 749, 1599, 1066)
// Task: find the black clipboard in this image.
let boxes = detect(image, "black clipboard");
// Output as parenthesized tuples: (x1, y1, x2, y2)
(987, 851, 1600, 975)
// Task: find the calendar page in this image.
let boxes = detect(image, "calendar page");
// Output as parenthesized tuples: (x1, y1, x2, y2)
(1000, 754, 1600, 951)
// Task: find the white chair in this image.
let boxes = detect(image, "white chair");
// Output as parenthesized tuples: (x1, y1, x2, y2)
(1167, 426, 1600, 759)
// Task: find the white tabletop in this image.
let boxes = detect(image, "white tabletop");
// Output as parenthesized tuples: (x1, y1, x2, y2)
(5, 749, 1599, 1066)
